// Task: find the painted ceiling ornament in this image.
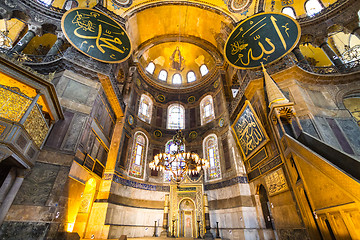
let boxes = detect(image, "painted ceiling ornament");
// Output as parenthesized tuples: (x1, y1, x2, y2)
(227, 0, 253, 13)
(112, 0, 133, 9)
(170, 46, 185, 71)
(281, 0, 294, 6)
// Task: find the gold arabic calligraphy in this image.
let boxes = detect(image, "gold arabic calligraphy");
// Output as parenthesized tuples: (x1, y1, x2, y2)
(230, 15, 292, 66)
(71, 11, 127, 56)
(235, 106, 265, 156)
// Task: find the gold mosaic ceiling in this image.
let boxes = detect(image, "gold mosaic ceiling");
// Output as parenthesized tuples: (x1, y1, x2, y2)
(105, 0, 256, 83)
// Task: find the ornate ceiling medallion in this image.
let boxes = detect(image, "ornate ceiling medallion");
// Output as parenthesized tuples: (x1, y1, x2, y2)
(112, 0, 133, 9)
(227, 0, 252, 13)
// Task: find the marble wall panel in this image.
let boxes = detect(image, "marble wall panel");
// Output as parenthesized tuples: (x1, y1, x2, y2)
(111, 180, 167, 201)
(62, 113, 87, 152)
(314, 116, 342, 149)
(209, 206, 259, 229)
(13, 162, 60, 206)
(0, 221, 49, 240)
(106, 203, 163, 229)
(336, 118, 360, 155)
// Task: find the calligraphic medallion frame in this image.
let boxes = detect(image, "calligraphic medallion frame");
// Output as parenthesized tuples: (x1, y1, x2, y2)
(231, 100, 269, 160)
(61, 8, 132, 64)
(224, 12, 301, 69)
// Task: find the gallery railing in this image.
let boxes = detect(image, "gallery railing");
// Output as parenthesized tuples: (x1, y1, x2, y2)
(296, 58, 360, 75)
(0, 84, 49, 147)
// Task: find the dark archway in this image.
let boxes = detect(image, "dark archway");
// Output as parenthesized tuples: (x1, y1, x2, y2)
(259, 184, 274, 229)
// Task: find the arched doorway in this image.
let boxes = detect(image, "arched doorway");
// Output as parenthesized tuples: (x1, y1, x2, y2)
(259, 184, 274, 229)
(179, 199, 195, 237)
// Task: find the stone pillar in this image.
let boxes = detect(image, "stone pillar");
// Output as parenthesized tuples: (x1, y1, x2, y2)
(160, 194, 170, 237)
(0, 168, 16, 205)
(352, 27, 360, 39)
(292, 46, 309, 65)
(203, 194, 214, 239)
(0, 169, 27, 226)
(45, 32, 65, 58)
(83, 118, 125, 239)
(319, 42, 343, 68)
(19, 92, 41, 124)
(10, 25, 40, 53)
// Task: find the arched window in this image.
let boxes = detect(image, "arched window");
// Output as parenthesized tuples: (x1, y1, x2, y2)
(63, 0, 78, 10)
(129, 132, 148, 179)
(172, 73, 182, 84)
(38, 0, 53, 6)
(138, 94, 153, 123)
(203, 134, 221, 181)
(305, 0, 323, 17)
(200, 95, 215, 125)
(282, 7, 296, 19)
(187, 71, 196, 83)
(167, 104, 185, 129)
(200, 64, 209, 76)
(145, 62, 155, 74)
(164, 140, 185, 181)
(158, 70, 168, 81)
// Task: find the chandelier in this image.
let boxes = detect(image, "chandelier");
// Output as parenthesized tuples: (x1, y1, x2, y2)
(149, 130, 209, 182)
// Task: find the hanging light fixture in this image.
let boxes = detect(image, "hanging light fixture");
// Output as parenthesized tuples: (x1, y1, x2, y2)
(149, 130, 210, 182)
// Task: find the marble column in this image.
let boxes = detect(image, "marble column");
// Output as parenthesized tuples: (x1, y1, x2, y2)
(19, 92, 41, 124)
(45, 32, 65, 59)
(203, 193, 214, 239)
(320, 42, 343, 68)
(0, 168, 16, 206)
(0, 169, 26, 226)
(292, 46, 309, 65)
(160, 194, 170, 237)
(10, 25, 39, 53)
(352, 27, 360, 39)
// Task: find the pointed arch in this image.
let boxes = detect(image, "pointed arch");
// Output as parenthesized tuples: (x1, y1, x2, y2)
(203, 134, 221, 181)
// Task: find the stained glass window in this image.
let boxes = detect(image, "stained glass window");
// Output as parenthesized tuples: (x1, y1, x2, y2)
(158, 70, 168, 81)
(138, 94, 153, 123)
(187, 71, 196, 83)
(200, 95, 215, 125)
(129, 132, 148, 179)
(164, 140, 185, 181)
(203, 134, 221, 180)
(200, 64, 209, 76)
(305, 0, 323, 17)
(145, 62, 155, 74)
(282, 7, 296, 19)
(38, 0, 52, 6)
(167, 104, 185, 129)
(172, 73, 182, 84)
(63, 0, 78, 10)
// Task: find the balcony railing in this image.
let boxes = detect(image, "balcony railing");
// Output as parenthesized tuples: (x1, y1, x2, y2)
(296, 58, 360, 75)
(0, 84, 49, 147)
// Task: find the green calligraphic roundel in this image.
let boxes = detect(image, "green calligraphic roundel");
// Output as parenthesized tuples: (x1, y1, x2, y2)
(61, 8, 132, 63)
(224, 12, 300, 69)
